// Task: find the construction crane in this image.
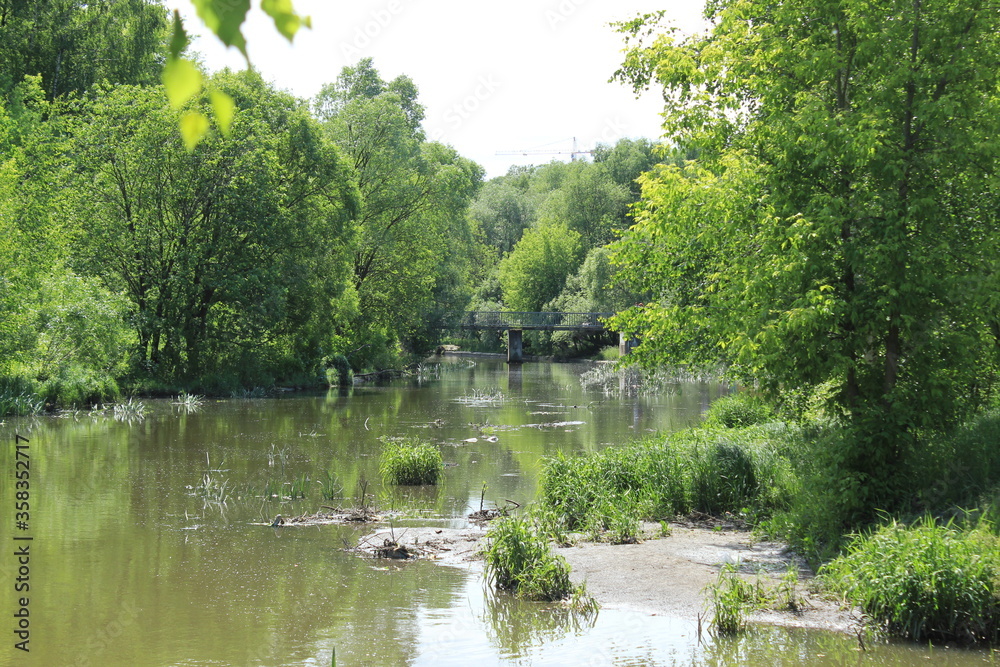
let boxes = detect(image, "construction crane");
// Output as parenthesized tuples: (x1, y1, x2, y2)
(496, 137, 594, 161)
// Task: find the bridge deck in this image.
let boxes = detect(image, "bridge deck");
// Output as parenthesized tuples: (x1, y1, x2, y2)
(447, 311, 613, 331)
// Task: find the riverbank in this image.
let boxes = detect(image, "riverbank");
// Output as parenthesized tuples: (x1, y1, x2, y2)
(357, 522, 858, 635)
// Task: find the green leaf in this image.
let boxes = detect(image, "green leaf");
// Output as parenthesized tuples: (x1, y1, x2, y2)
(261, 0, 309, 42)
(190, 0, 251, 58)
(180, 110, 210, 151)
(162, 57, 203, 109)
(168, 10, 189, 59)
(210, 90, 236, 137)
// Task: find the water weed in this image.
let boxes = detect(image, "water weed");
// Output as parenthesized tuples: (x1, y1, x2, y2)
(379, 437, 443, 485)
(482, 515, 582, 602)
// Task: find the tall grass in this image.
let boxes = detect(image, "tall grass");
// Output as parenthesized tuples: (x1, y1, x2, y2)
(378, 437, 443, 485)
(0, 376, 44, 417)
(537, 425, 798, 535)
(703, 393, 775, 428)
(482, 515, 581, 602)
(821, 517, 1000, 644)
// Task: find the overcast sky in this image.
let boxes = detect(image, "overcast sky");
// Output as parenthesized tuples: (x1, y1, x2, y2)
(164, 1, 706, 178)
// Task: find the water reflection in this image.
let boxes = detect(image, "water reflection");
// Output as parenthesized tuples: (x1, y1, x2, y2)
(0, 359, 991, 666)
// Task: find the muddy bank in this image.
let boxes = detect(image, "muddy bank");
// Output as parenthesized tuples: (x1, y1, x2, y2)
(353, 522, 857, 634)
(557, 523, 858, 634)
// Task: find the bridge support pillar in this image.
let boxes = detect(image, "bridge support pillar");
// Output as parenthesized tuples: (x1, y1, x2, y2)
(620, 332, 639, 356)
(507, 329, 523, 363)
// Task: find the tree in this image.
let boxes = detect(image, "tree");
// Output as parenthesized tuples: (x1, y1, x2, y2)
(315, 60, 482, 361)
(0, 0, 168, 97)
(72, 71, 358, 386)
(499, 222, 582, 313)
(610, 1, 1000, 507)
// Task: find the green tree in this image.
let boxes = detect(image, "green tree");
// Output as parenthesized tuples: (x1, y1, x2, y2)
(611, 1, 1000, 508)
(72, 71, 358, 387)
(0, 0, 168, 97)
(499, 222, 582, 313)
(316, 60, 482, 363)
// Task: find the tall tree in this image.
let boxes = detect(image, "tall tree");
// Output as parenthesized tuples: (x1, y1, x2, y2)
(611, 1, 1000, 507)
(0, 0, 168, 97)
(315, 60, 482, 360)
(72, 71, 358, 385)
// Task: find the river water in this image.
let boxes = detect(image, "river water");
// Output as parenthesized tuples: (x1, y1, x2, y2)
(0, 358, 995, 666)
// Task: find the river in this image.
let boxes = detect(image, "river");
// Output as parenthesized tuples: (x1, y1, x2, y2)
(0, 357, 994, 666)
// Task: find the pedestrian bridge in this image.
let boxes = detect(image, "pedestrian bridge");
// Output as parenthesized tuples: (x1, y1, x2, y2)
(442, 311, 635, 362)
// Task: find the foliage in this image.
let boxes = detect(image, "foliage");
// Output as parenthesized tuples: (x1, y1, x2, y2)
(499, 222, 582, 313)
(71, 72, 358, 388)
(704, 393, 775, 429)
(326, 354, 353, 387)
(610, 1, 1000, 511)
(0, 0, 168, 98)
(821, 518, 1000, 644)
(482, 515, 579, 602)
(316, 60, 483, 358)
(378, 437, 443, 486)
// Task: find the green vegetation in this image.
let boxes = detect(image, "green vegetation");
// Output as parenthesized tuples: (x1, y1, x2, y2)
(821, 518, 1000, 644)
(378, 437, 443, 486)
(482, 515, 581, 602)
(538, 425, 797, 538)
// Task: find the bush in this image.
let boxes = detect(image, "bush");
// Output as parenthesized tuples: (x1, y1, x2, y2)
(39, 367, 120, 407)
(482, 515, 578, 601)
(704, 393, 775, 428)
(378, 437, 443, 485)
(821, 517, 1000, 644)
(326, 354, 353, 387)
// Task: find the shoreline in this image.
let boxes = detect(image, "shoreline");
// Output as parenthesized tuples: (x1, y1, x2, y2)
(356, 522, 859, 635)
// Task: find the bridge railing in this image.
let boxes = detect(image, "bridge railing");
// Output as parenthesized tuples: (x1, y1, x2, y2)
(448, 311, 614, 331)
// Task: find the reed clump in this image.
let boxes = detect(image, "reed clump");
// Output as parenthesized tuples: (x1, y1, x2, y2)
(537, 424, 797, 538)
(482, 515, 586, 603)
(378, 437, 443, 485)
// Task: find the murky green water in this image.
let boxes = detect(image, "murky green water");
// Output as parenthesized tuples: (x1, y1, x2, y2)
(0, 358, 996, 666)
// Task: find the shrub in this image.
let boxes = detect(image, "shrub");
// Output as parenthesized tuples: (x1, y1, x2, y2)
(39, 367, 120, 407)
(326, 354, 353, 387)
(821, 517, 1000, 644)
(378, 437, 443, 485)
(482, 515, 578, 602)
(704, 393, 774, 428)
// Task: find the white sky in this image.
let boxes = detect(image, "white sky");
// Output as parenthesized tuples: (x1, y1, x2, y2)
(164, 1, 707, 178)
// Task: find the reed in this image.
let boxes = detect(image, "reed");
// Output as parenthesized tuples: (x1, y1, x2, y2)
(482, 515, 580, 602)
(379, 437, 443, 485)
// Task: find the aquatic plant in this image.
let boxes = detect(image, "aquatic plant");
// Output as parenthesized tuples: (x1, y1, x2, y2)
(455, 387, 507, 405)
(706, 563, 769, 636)
(112, 397, 146, 421)
(378, 437, 443, 485)
(821, 517, 1000, 644)
(172, 392, 204, 411)
(482, 515, 581, 602)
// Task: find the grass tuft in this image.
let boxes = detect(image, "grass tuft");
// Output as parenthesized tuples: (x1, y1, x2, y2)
(482, 515, 584, 602)
(378, 437, 443, 485)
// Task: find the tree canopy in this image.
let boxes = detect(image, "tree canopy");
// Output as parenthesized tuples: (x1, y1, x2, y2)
(610, 0, 1000, 506)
